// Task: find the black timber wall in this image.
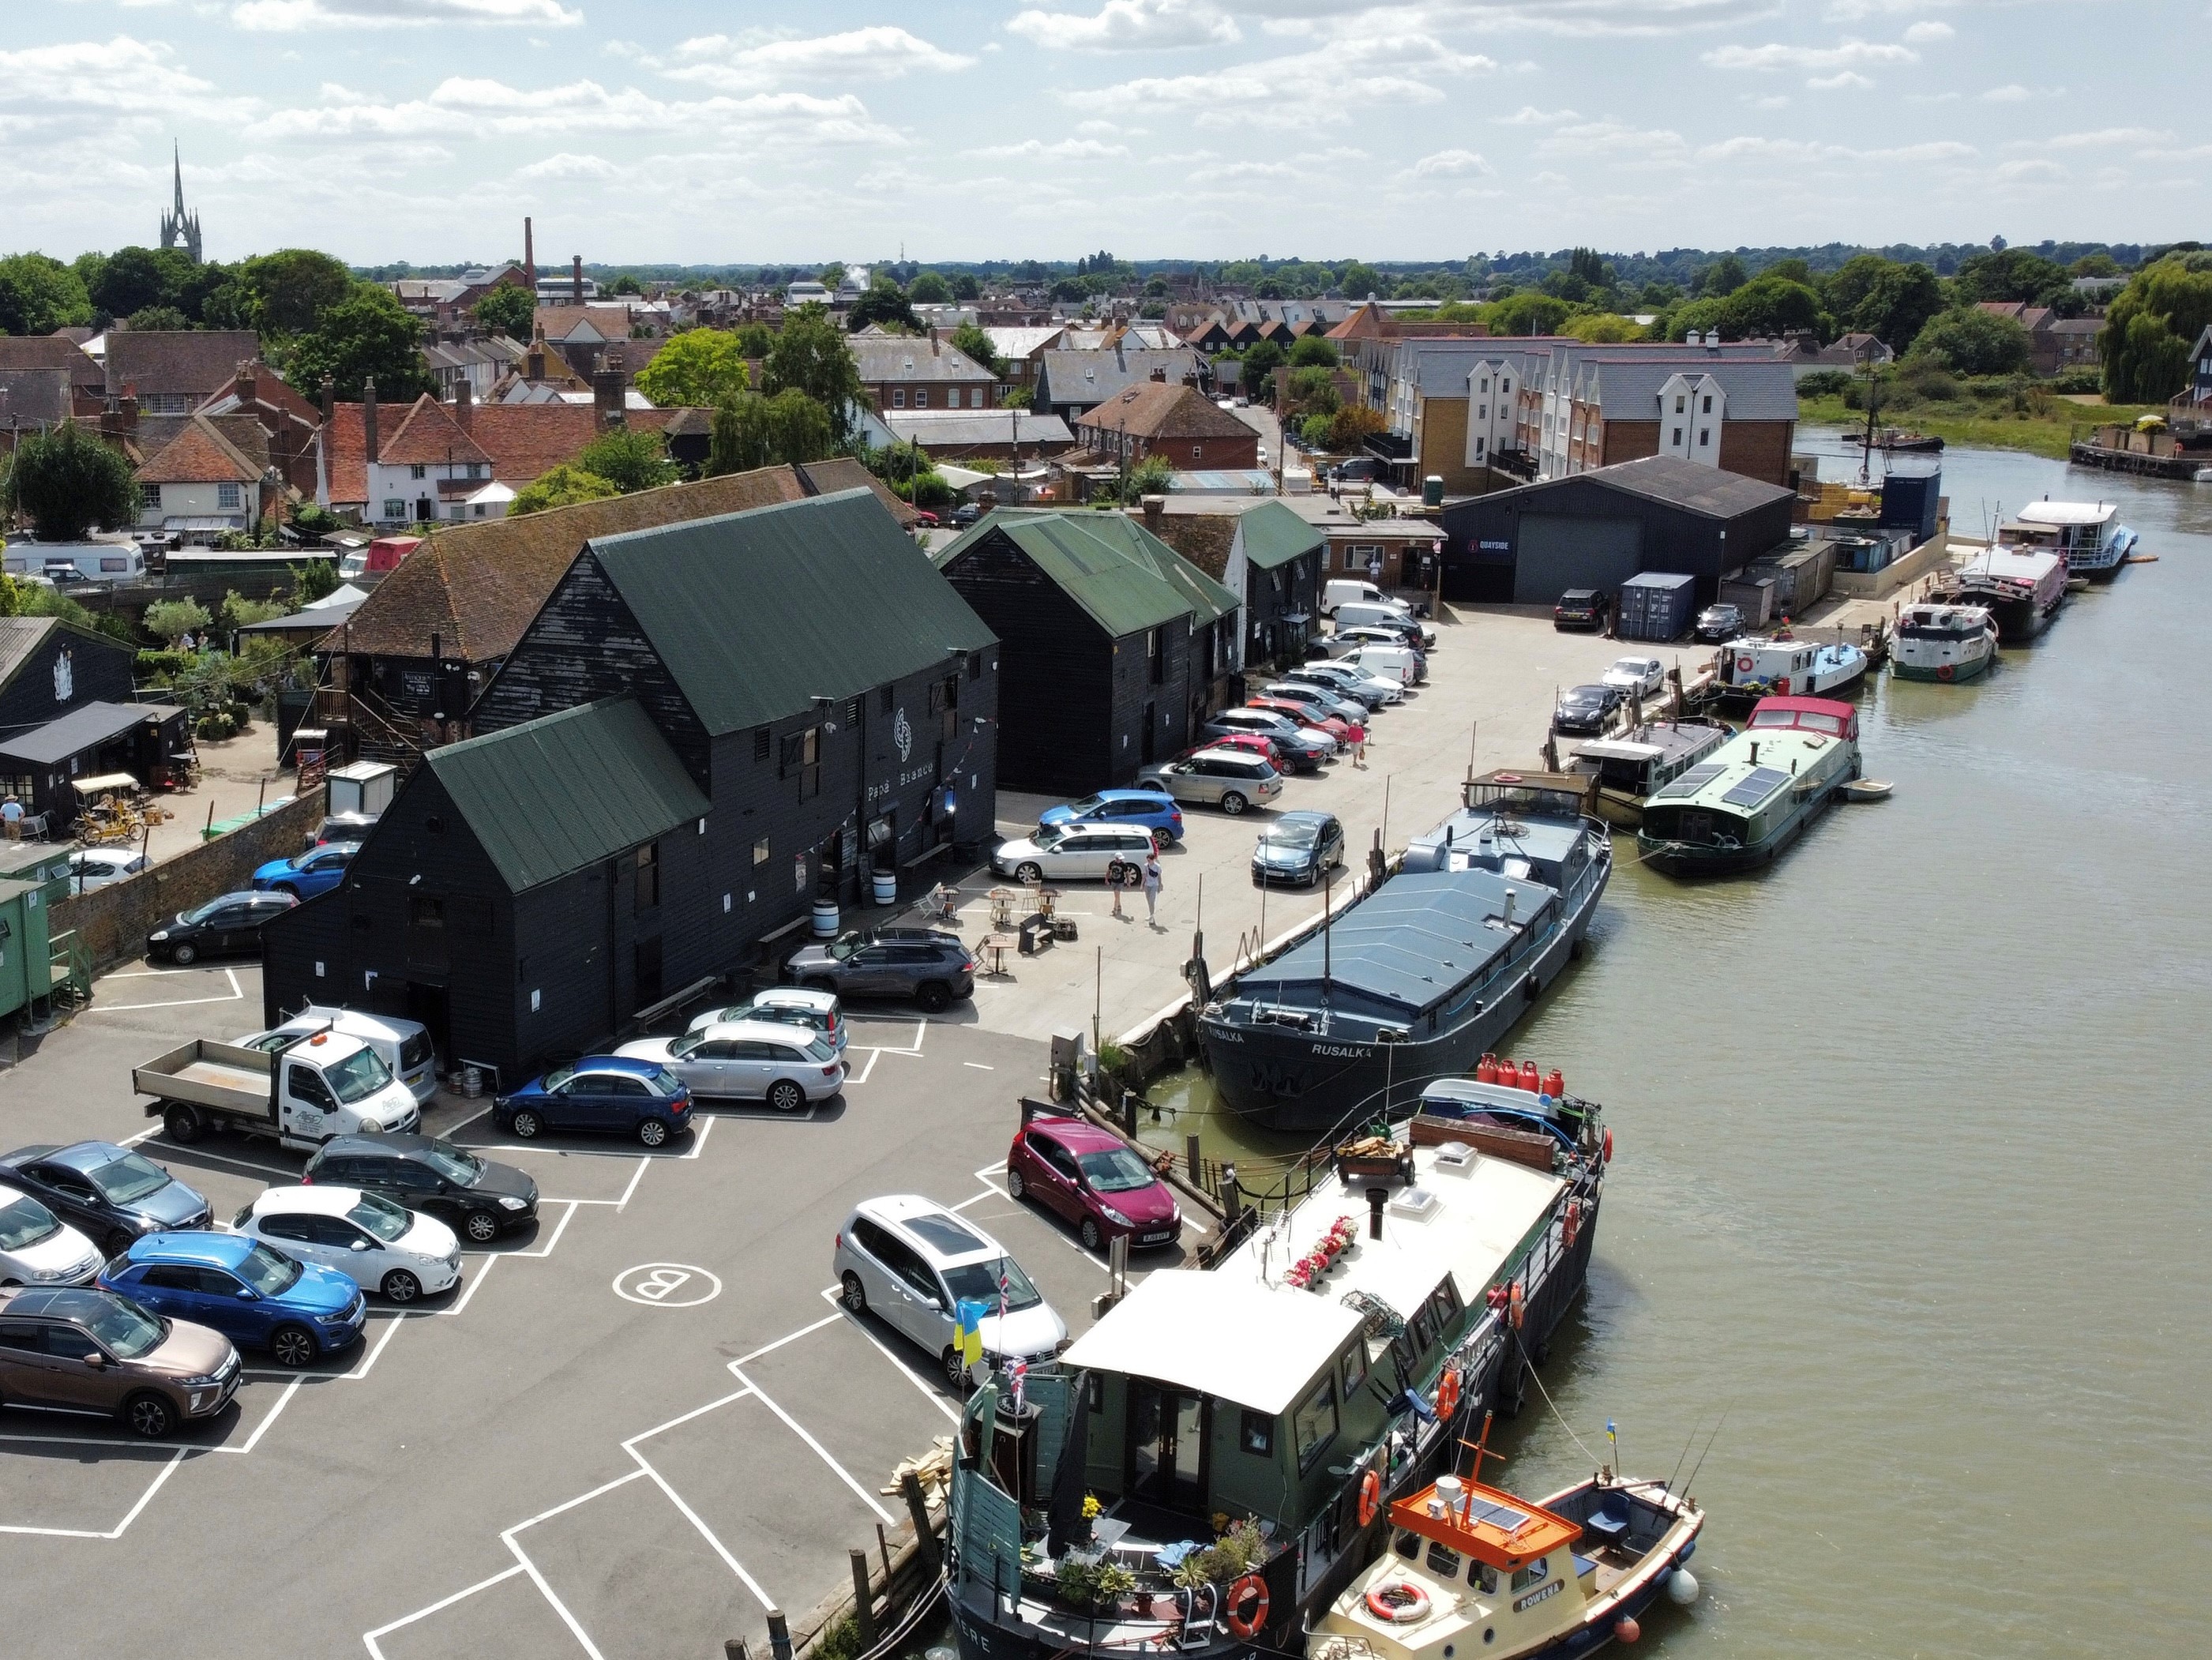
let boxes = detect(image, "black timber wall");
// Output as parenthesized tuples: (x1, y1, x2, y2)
(0, 625, 136, 757)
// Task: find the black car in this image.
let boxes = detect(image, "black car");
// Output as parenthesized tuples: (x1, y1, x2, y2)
(1332, 457, 1385, 483)
(784, 929, 977, 1011)
(1552, 683, 1627, 736)
(146, 889, 297, 965)
(1553, 588, 1610, 632)
(949, 503, 983, 528)
(0, 1142, 212, 1256)
(1693, 603, 1744, 644)
(1252, 811, 1346, 887)
(303, 1133, 540, 1245)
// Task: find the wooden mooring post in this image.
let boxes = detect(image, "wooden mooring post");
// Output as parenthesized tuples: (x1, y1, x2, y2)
(849, 1549, 877, 1649)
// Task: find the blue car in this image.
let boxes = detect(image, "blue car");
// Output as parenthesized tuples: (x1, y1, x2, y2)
(494, 1057, 694, 1148)
(97, 1230, 366, 1369)
(1038, 790, 1185, 844)
(250, 840, 359, 900)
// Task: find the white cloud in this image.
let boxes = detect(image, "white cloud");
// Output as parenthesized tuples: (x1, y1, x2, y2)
(231, 0, 578, 29)
(1697, 133, 1975, 163)
(967, 136, 1131, 159)
(1808, 69, 1876, 88)
(1743, 92, 1790, 107)
(1537, 119, 1688, 160)
(1704, 37, 1917, 69)
(0, 34, 256, 129)
(1354, 0, 1785, 39)
(515, 150, 617, 178)
(1007, 0, 1239, 51)
(1408, 146, 1492, 176)
(1064, 31, 1495, 128)
(1493, 104, 1580, 124)
(1993, 157, 2064, 181)
(2041, 125, 2169, 148)
(1979, 83, 2028, 100)
(663, 28, 974, 89)
(1902, 19, 1954, 41)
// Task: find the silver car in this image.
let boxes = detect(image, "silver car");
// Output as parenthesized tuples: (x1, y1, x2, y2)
(835, 1195, 1067, 1387)
(1286, 661, 1402, 706)
(1260, 681, 1366, 723)
(1138, 747, 1285, 815)
(0, 1182, 103, 1287)
(991, 823, 1157, 884)
(617, 1020, 846, 1111)
(686, 986, 846, 1054)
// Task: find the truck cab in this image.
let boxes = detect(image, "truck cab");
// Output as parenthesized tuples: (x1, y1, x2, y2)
(136, 1029, 421, 1151)
(238, 1005, 438, 1105)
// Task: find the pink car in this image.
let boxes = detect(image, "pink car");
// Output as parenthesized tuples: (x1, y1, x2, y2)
(1006, 1116, 1183, 1253)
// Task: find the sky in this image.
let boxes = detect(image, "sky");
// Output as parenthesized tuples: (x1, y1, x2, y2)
(1, 0, 2204, 267)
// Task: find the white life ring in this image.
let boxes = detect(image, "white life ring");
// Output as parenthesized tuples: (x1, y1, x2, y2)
(1365, 1581, 1432, 1624)
(1735, 655, 1754, 674)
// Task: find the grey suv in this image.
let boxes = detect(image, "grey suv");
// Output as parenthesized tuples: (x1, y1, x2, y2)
(785, 930, 977, 1012)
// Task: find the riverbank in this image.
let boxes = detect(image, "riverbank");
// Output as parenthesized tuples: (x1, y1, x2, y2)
(1797, 392, 2164, 459)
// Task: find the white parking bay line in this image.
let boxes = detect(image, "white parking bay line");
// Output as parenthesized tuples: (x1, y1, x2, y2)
(504, 1532, 610, 1660)
(629, 1448, 776, 1612)
(963, 1062, 994, 1071)
(362, 1563, 529, 1659)
(727, 1365, 896, 1523)
(0, 1447, 189, 1542)
(82, 968, 244, 1013)
(809, 1288, 961, 1426)
(730, 1311, 842, 1368)
(507, 1200, 581, 1258)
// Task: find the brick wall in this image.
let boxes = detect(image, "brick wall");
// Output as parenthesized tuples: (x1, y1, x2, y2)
(50, 792, 325, 978)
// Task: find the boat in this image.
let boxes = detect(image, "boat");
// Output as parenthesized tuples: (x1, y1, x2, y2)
(945, 1101, 1609, 1660)
(1564, 719, 1733, 828)
(1314, 1436, 1704, 1660)
(1196, 773, 1612, 1133)
(1712, 634, 1870, 707)
(2001, 500, 2137, 583)
(1890, 601, 1999, 683)
(1844, 426, 1943, 453)
(1635, 696, 1861, 878)
(1936, 545, 2066, 642)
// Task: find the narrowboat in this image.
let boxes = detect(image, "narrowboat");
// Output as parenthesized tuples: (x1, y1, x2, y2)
(1940, 545, 2066, 641)
(1635, 696, 1861, 878)
(945, 1103, 1608, 1660)
(1565, 720, 1733, 828)
(1196, 774, 1611, 1133)
(1713, 635, 1869, 708)
(2003, 500, 2136, 583)
(1891, 602, 1998, 683)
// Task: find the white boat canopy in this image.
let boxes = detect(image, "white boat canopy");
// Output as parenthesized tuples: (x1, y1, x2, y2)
(1060, 1271, 1361, 1416)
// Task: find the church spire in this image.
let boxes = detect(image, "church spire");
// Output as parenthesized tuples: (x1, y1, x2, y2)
(160, 141, 203, 265)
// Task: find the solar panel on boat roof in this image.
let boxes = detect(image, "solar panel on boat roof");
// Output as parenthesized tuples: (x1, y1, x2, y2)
(1652, 762, 1725, 801)
(1721, 766, 1791, 807)
(1462, 1495, 1533, 1532)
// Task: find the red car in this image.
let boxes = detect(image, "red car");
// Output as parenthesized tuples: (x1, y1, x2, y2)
(910, 511, 941, 528)
(1169, 731, 1283, 769)
(1006, 1116, 1183, 1253)
(1248, 697, 1350, 744)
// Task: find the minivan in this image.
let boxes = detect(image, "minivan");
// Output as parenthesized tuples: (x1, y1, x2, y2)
(237, 1005, 438, 1105)
(1335, 602, 1436, 648)
(835, 1196, 1067, 1387)
(1323, 578, 1391, 616)
(1337, 642, 1424, 686)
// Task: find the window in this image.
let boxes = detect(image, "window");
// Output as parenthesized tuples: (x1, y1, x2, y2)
(1673, 395, 1685, 413)
(410, 464, 427, 480)
(1147, 628, 1163, 685)
(1699, 428, 1711, 448)
(411, 896, 444, 932)
(100, 556, 127, 572)
(1292, 1375, 1339, 1472)
(914, 389, 929, 408)
(635, 842, 659, 911)
(971, 389, 985, 408)
(1425, 1541, 1463, 1578)
(1340, 1344, 1369, 1399)
(383, 499, 406, 520)
(968, 651, 983, 682)
(892, 388, 907, 408)
(1192, 445, 1202, 460)
(1702, 394, 1713, 413)
(1512, 1557, 1551, 1593)
(287, 1064, 337, 1112)
(781, 728, 821, 801)
(468, 463, 484, 479)
(1500, 377, 1509, 393)
(1239, 1410, 1275, 1456)
(143, 483, 161, 508)
(1671, 427, 1682, 445)
(754, 838, 770, 866)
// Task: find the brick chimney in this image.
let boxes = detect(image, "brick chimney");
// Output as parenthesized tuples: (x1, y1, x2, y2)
(1149, 366, 1167, 382)
(235, 361, 257, 407)
(1140, 494, 1166, 534)
(928, 324, 939, 349)
(453, 377, 473, 432)
(362, 377, 379, 464)
(524, 216, 535, 289)
(320, 375, 335, 430)
(591, 366, 625, 431)
(572, 254, 584, 305)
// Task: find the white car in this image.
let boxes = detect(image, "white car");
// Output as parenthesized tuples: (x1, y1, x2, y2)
(0, 1181, 103, 1287)
(617, 1020, 846, 1111)
(1288, 661, 1403, 706)
(685, 986, 846, 1054)
(991, 823, 1158, 884)
(231, 1187, 460, 1304)
(833, 1195, 1068, 1388)
(1601, 656, 1666, 699)
(67, 849, 149, 892)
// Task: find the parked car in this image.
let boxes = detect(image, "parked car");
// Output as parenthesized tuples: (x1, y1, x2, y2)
(235, 1005, 439, 1105)
(617, 1020, 846, 1112)
(1005, 1116, 1182, 1253)
(1331, 457, 1384, 483)
(948, 503, 983, 528)
(1284, 661, 1401, 707)
(1198, 708, 1331, 772)
(1553, 588, 1611, 632)
(1322, 578, 1395, 617)
(307, 810, 378, 849)
(1260, 681, 1366, 725)
(1328, 626, 1427, 673)
(1038, 789, 1184, 845)
(784, 930, 977, 1012)
(1693, 603, 1744, 644)
(0, 1285, 239, 1438)
(0, 1181, 103, 1287)
(1169, 731, 1288, 772)
(991, 823, 1159, 885)
(687, 986, 846, 1054)
(1552, 682, 1626, 736)
(66, 848, 148, 892)
(250, 841, 359, 901)
(146, 890, 297, 965)
(231, 1186, 461, 1305)
(0, 1143, 211, 1256)
(303, 1133, 539, 1244)
(910, 510, 940, 528)
(1137, 747, 1285, 816)
(1335, 603, 1435, 648)
(1251, 810, 1346, 887)
(1248, 697, 1350, 744)
(494, 1057, 695, 1147)
(1334, 641, 1425, 686)
(1601, 656, 1667, 699)
(833, 1195, 1068, 1385)
(98, 1231, 365, 1368)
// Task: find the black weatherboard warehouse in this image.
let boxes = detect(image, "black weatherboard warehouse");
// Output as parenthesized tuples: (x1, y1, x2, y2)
(261, 488, 998, 1084)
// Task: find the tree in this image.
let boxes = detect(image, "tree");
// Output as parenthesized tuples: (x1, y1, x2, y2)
(610, 274, 643, 296)
(1287, 366, 1339, 415)
(126, 304, 193, 332)
(145, 598, 213, 648)
(289, 558, 341, 604)
(908, 271, 952, 303)
(1335, 261, 1383, 299)
(1696, 254, 1748, 297)
(509, 464, 621, 515)
(571, 428, 677, 494)
(1287, 336, 1339, 368)
(2100, 256, 2212, 401)
(732, 321, 774, 360)
(763, 306, 866, 441)
(474, 283, 536, 338)
(706, 389, 832, 474)
(1125, 453, 1175, 502)
(287, 285, 433, 402)
(0, 252, 92, 336)
(1563, 312, 1642, 344)
(1300, 412, 1335, 447)
(2, 423, 138, 539)
(819, 263, 847, 289)
(238, 249, 355, 335)
(1848, 262, 1945, 351)
(635, 328, 750, 408)
(1954, 247, 2071, 307)
(1048, 278, 1087, 304)
(949, 272, 981, 301)
(221, 591, 290, 635)
(1241, 339, 1286, 396)
(1718, 276, 1831, 342)
(1000, 385, 1033, 409)
(1909, 308, 2032, 376)
(948, 321, 1002, 377)
(1484, 292, 1575, 336)
(2070, 253, 2121, 278)
(1327, 404, 1386, 452)
(85, 246, 195, 323)
(1568, 247, 1611, 287)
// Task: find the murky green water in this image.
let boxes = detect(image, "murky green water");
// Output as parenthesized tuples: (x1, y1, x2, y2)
(1145, 438, 2212, 1658)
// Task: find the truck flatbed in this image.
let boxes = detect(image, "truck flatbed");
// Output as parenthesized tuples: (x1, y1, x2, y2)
(172, 1058, 269, 1093)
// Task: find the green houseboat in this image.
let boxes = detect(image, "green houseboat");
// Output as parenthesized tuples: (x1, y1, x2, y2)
(1635, 696, 1861, 877)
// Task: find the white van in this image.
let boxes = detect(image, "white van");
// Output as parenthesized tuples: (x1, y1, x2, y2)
(235, 1005, 439, 1105)
(1323, 578, 1399, 617)
(1339, 643, 1424, 686)
(1335, 601, 1436, 648)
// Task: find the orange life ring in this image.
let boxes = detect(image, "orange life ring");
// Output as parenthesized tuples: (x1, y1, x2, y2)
(1435, 1367, 1462, 1419)
(1936, 663, 1955, 682)
(1602, 1127, 1614, 1164)
(1224, 1575, 1269, 1638)
(1365, 1582, 1432, 1624)
(1509, 1281, 1526, 1331)
(1563, 1199, 1580, 1248)
(1734, 655, 1754, 674)
(1357, 1469, 1382, 1527)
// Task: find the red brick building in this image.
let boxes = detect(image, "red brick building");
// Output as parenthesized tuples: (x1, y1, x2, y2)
(1072, 379, 1258, 470)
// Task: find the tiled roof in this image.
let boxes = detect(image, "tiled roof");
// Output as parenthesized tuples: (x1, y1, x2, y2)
(1580, 355, 1801, 423)
(102, 330, 261, 398)
(0, 335, 103, 389)
(1073, 381, 1252, 442)
(1038, 346, 1203, 406)
(0, 368, 74, 427)
(1144, 512, 1237, 582)
(1237, 499, 1325, 569)
(195, 363, 322, 427)
(851, 336, 994, 384)
(321, 396, 702, 501)
(380, 397, 494, 468)
(135, 413, 267, 485)
(884, 411, 1076, 450)
(793, 456, 921, 528)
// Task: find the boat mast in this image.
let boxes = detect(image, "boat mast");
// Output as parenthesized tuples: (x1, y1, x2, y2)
(1858, 352, 1878, 486)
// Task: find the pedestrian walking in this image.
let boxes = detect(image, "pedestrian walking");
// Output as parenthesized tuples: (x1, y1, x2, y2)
(1143, 849, 1163, 929)
(1349, 720, 1368, 768)
(1, 794, 22, 841)
(1110, 860, 1127, 919)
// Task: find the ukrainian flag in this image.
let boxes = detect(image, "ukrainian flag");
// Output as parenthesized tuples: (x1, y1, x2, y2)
(956, 1298, 989, 1369)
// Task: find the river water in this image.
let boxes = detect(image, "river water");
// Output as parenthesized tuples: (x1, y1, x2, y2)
(1140, 436, 2212, 1658)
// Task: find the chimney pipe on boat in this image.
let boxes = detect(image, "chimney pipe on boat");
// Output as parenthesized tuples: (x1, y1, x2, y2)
(1503, 887, 1516, 928)
(1367, 1186, 1388, 1240)
(1748, 742, 1759, 766)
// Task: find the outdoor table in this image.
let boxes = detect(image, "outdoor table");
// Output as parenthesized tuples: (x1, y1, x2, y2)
(979, 934, 1017, 977)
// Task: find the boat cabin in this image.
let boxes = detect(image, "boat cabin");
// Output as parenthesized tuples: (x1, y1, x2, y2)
(1744, 694, 1858, 741)
(1567, 722, 1730, 802)
(1639, 700, 1855, 852)
(1716, 637, 1863, 699)
(2003, 501, 2115, 558)
(1896, 603, 1993, 644)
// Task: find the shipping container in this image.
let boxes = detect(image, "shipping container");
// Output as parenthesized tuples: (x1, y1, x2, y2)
(1616, 572, 1696, 641)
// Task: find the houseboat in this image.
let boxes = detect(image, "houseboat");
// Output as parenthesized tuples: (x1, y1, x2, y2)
(1714, 635, 1870, 708)
(1196, 774, 1611, 1133)
(1891, 602, 1998, 683)
(2002, 500, 2137, 582)
(1635, 696, 1861, 878)
(945, 1102, 1609, 1660)
(1565, 720, 1733, 828)
(1940, 545, 2066, 641)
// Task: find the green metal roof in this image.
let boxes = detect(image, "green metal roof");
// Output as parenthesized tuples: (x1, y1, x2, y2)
(425, 698, 708, 893)
(936, 509, 1240, 638)
(1237, 501, 1324, 570)
(1646, 727, 1837, 814)
(586, 489, 997, 737)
